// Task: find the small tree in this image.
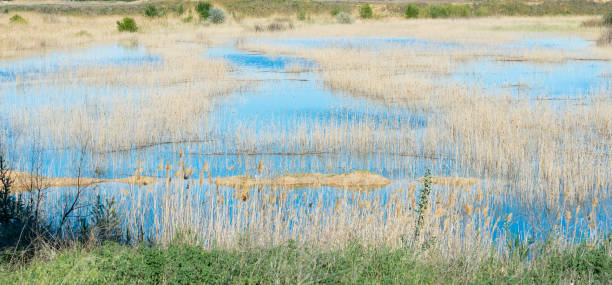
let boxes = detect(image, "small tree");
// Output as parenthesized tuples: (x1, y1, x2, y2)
(208, 7, 226, 24)
(359, 4, 373, 19)
(117, 17, 138, 33)
(196, 2, 212, 19)
(405, 4, 419, 19)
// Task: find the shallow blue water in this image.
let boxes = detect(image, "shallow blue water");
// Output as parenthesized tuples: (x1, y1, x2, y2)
(3, 37, 610, 244)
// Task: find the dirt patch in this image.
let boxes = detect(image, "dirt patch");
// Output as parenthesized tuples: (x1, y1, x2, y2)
(9, 170, 157, 193)
(417, 176, 478, 187)
(215, 170, 391, 191)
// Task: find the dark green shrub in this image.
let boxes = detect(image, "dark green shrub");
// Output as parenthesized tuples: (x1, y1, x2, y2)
(195, 2, 212, 19)
(330, 5, 341, 16)
(605, 10, 612, 26)
(144, 5, 159, 17)
(405, 4, 419, 19)
(117, 17, 138, 32)
(208, 7, 226, 24)
(359, 3, 373, 19)
(9, 14, 26, 24)
(177, 5, 185, 16)
(3, 9, 8, 14)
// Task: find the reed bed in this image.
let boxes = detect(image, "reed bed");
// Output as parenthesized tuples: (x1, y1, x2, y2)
(2, 14, 610, 264)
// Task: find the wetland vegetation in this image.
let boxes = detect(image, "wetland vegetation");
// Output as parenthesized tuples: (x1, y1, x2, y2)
(0, 1, 611, 283)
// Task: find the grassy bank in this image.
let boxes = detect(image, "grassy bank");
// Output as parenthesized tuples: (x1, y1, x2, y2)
(1, 239, 610, 284)
(3, 0, 612, 18)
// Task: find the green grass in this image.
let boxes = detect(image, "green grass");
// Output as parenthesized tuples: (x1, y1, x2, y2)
(1, 239, 610, 284)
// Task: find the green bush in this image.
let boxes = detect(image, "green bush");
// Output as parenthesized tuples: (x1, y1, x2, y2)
(405, 4, 419, 19)
(195, 2, 212, 19)
(9, 14, 26, 24)
(208, 7, 226, 24)
(336, 12, 354, 24)
(117, 17, 138, 32)
(144, 5, 159, 17)
(177, 4, 185, 16)
(3, 9, 8, 14)
(359, 3, 373, 19)
(330, 5, 341, 16)
(605, 10, 612, 26)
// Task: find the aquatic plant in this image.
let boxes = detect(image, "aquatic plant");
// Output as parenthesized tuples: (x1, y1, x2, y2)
(359, 4, 373, 19)
(405, 4, 419, 19)
(208, 7, 226, 24)
(116, 17, 138, 32)
(336, 12, 354, 24)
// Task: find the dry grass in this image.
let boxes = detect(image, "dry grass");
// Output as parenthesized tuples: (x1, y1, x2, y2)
(9, 170, 156, 193)
(214, 170, 392, 191)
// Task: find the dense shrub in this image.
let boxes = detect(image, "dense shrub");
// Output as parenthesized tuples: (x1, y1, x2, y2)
(359, 4, 373, 19)
(405, 4, 419, 19)
(177, 5, 185, 16)
(195, 2, 212, 19)
(144, 5, 159, 17)
(336, 12, 354, 24)
(9, 14, 26, 24)
(117, 17, 138, 32)
(208, 7, 226, 24)
(605, 10, 612, 26)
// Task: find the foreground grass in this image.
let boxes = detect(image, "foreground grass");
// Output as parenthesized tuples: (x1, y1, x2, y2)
(1, 240, 609, 284)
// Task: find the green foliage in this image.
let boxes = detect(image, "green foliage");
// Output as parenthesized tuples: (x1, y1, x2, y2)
(413, 169, 431, 243)
(208, 7, 226, 24)
(359, 3, 373, 19)
(336, 12, 354, 24)
(3, 9, 8, 14)
(2, 238, 610, 284)
(144, 5, 159, 17)
(404, 4, 419, 19)
(195, 2, 212, 19)
(605, 10, 612, 26)
(330, 5, 341, 16)
(297, 9, 306, 21)
(9, 14, 26, 24)
(177, 4, 185, 16)
(116, 17, 138, 32)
